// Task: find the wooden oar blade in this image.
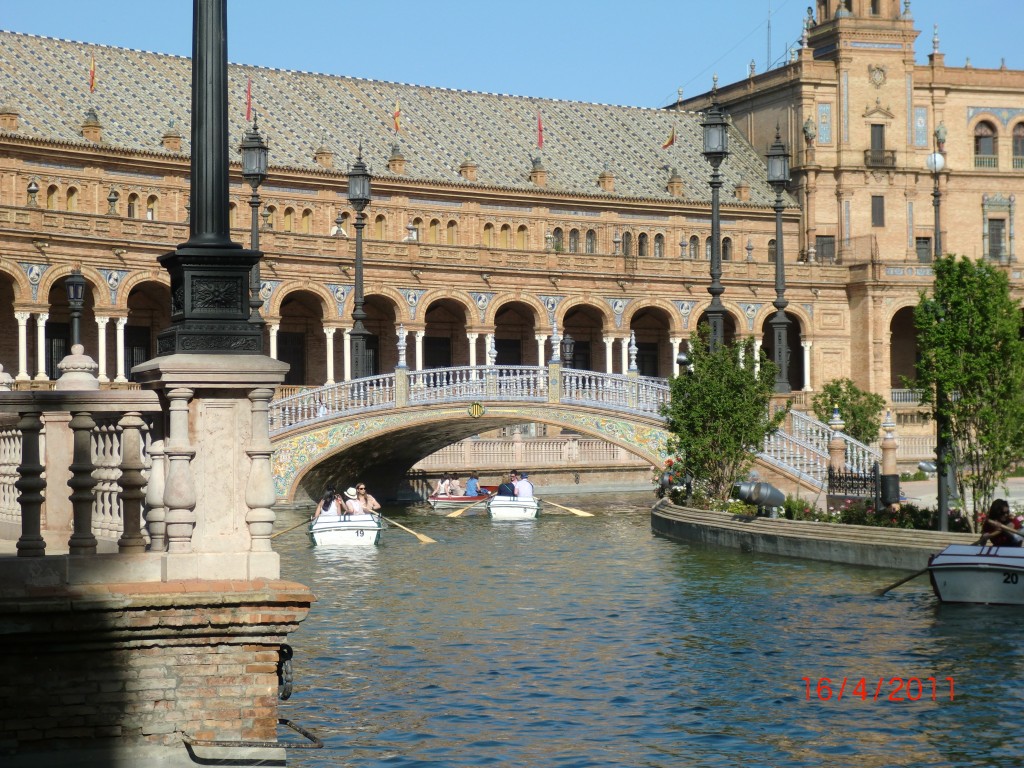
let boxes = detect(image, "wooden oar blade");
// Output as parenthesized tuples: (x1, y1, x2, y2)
(539, 498, 594, 517)
(872, 567, 928, 596)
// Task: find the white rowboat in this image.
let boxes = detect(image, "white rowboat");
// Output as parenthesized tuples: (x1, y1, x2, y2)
(310, 512, 383, 546)
(427, 492, 492, 514)
(928, 544, 1024, 605)
(487, 496, 540, 520)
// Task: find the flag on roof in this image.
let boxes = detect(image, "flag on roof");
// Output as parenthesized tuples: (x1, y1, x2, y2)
(89, 52, 96, 93)
(662, 126, 676, 149)
(393, 100, 401, 134)
(246, 77, 252, 122)
(537, 110, 544, 149)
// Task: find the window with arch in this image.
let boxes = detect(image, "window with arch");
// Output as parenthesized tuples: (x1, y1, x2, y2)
(768, 239, 777, 262)
(127, 193, 139, 218)
(483, 222, 495, 247)
(654, 233, 665, 258)
(552, 227, 564, 251)
(428, 219, 440, 243)
(569, 229, 580, 253)
(516, 224, 528, 249)
(446, 220, 458, 245)
(46, 185, 58, 210)
(705, 236, 712, 260)
(974, 121, 997, 168)
(302, 209, 313, 234)
(336, 210, 351, 236)
(374, 214, 386, 239)
(638, 232, 649, 257)
(722, 237, 733, 261)
(689, 235, 700, 260)
(500, 224, 512, 248)
(283, 207, 294, 232)
(228, 202, 237, 228)
(411, 217, 423, 240)
(146, 195, 158, 220)
(622, 231, 633, 256)
(66, 187, 78, 212)
(1013, 123, 1024, 169)
(585, 229, 596, 254)
(264, 205, 277, 230)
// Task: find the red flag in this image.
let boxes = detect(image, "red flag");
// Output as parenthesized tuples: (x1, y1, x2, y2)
(89, 53, 96, 93)
(536, 110, 544, 149)
(661, 125, 676, 149)
(393, 100, 401, 134)
(246, 77, 252, 122)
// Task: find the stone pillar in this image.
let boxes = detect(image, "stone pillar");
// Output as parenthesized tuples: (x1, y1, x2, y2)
(415, 331, 425, 371)
(619, 337, 628, 375)
(145, 439, 168, 552)
(753, 338, 762, 375)
(116, 412, 148, 553)
(324, 326, 336, 385)
(342, 327, 351, 380)
(245, 387, 277, 572)
(670, 336, 682, 376)
(114, 317, 128, 383)
(880, 410, 899, 477)
(801, 340, 813, 391)
(828, 407, 847, 471)
(468, 332, 479, 367)
(269, 322, 279, 359)
(603, 336, 614, 373)
(14, 411, 45, 556)
(34, 312, 48, 380)
(534, 335, 545, 367)
(14, 312, 30, 381)
(95, 316, 110, 383)
(162, 387, 197, 558)
(67, 411, 99, 555)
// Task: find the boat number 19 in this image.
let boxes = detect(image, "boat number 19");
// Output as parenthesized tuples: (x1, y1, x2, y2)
(1003, 572, 1019, 584)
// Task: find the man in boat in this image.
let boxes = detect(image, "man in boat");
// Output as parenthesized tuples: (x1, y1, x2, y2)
(976, 499, 1024, 547)
(515, 472, 535, 500)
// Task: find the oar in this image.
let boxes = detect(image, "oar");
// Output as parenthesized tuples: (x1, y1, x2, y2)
(446, 495, 491, 518)
(380, 515, 437, 544)
(872, 567, 929, 597)
(539, 498, 594, 517)
(271, 518, 312, 540)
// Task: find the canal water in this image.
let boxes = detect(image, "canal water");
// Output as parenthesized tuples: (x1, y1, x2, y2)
(276, 496, 1024, 767)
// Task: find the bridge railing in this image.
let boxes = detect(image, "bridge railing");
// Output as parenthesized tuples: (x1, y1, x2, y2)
(760, 429, 829, 489)
(561, 370, 669, 416)
(408, 365, 548, 403)
(269, 374, 397, 431)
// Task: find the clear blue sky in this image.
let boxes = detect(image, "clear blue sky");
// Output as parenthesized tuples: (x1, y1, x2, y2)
(2, 1, 1020, 108)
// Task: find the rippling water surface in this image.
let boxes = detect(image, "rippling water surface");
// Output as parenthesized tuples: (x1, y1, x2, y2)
(276, 498, 1024, 767)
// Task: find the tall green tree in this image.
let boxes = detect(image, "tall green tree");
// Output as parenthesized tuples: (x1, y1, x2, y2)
(661, 328, 788, 503)
(914, 255, 1024, 526)
(811, 378, 886, 446)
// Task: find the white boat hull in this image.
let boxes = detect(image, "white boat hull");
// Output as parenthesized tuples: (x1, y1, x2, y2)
(487, 497, 540, 520)
(427, 494, 490, 514)
(310, 513, 382, 546)
(928, 544, 1024, 605)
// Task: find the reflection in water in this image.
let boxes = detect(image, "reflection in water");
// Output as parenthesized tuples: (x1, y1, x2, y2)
(276, 499, 1024, 767)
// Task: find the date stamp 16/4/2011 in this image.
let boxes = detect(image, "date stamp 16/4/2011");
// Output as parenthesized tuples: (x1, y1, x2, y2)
(802, 677, 955, 702)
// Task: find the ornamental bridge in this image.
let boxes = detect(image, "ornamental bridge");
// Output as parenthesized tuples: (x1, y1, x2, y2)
(269, 362, 881, 504)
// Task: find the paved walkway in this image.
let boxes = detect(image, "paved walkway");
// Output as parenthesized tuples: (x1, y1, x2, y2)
(900, 475, 1024, 510)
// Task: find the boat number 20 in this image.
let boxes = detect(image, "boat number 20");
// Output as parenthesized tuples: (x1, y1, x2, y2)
(1003, 572, 1019, 584)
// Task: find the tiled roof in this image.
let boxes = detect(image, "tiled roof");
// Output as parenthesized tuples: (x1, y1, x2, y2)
(0, 30, 788, 206)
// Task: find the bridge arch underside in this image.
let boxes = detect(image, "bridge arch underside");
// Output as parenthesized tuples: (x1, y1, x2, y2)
(271, 404, 669, 505)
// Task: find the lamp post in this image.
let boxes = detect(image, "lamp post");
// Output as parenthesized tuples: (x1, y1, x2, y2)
(560, 332, 575, 368)
(240, 115, 269, 323)
(347, 149, 372, 379)
(926, 140, 950, 531)
(65, 269, 87, 347)
(766, 126, 791, 393)
(701, 83, 730, 351)
(925, 150, 945, 260)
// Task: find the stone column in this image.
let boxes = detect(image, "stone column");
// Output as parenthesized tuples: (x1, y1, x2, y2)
(114, 317, 128, 383)
(342, 327, 351, 380)
(880, 410, 899, 477)
(116, 412, 148, 553)
(753, 338, 763, 375)
(14, 411, 45, 556)
(534, 335, 545, 367)
(468, 332, 479, 367)
(67, 411, 98, 555)
(415, 330, 425, 371)
(162, 387, 197, 557)
(269, 322, 279, 359)
(15, 312, 30, 381)
(145, 439, 168, 552)
(670, 336, 682, 376)
(245, 387, 278, 572)
(603, 336, 614, 373)
(95, 316, 110, 382)
(828, 407, 847, 471)
(801, 340, 813, 391)
(34, 312, 48, 380)
(324, 327, 336, 385)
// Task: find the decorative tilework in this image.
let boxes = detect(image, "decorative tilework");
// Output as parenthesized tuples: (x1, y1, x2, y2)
(966, 107, 1024, 126)
(605, 297, 632, 328)
(739, 302, 762, 331)
(673, 300, 695, 329)
(538, 295, 562, 322)
(403, 288, 426, 319)
(327, 283, 351, 315)
(914, 107, 928, 146)
(817, 104, 832, 145)
(18, 262, 48, 301)
(99, 268, 127, 304)
(470, 291, 493, 322)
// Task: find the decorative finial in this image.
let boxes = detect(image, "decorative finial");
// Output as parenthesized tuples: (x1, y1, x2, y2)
(628, 331, 638, 372)
(677, 87, 683, 103)
(396, 323, 407, 368)
(932, 24, 939, 54)
(749, 60, 756, 78)
(903, 0, 911, 18)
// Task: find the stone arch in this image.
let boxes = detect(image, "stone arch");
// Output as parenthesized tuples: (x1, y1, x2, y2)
(555, 296, 614, 329)
(484, 292, 547, 329)
(621, 297, 687, 336)
(267, 279, 335, 320)
(406, 288, 475, 324)
(36, 263, 109, 310)
(0, 260, 31, 305)
(117, 269, 170, 312)
(359, 285, 413, 326)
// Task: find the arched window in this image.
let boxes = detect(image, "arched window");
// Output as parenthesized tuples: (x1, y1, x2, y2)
(483, 223, 495, 247)
(411, 217, 423, 240)
(722, 237, 733, 261)
(768, 239, 777, 262)
(500, 224, 512, 248)
(974, 121, 997, 168)
(374, 214, 386, 239)
(146, 195, 158, 220)
(1013, 123, 1024, 169)
(705, 236, 712, 260)
(66, 187, 78, 212)
(127, 193, 139, 218)
(228, 202, 237, 229)
(446, 220, 458, 245)
(283, 207, 294, 232)
(569, 229, 580, 253)
(585, 229, 596, 254)
(302, 209, 314, 234)
(516, 225, 529, 249)
(654, 233, 665, 258)
(552, 227, 564, 251)
(689, 235, 700, 260)
(638, 232, 649, 257)
(428, 219, 440, 243)
(46, 185, 58, 210)
(622, 231, 633, 256)
(264, 205, 277, 230)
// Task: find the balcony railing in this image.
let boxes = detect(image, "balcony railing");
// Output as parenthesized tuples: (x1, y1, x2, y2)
(975, 155, 998, 169)
(864, 149, 896, 167)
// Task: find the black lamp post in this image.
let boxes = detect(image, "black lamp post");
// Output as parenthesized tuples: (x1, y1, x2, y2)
(926, 140, 950, 531)
(766, 126, 791, 393)
(65, 268, 87, 347)
(701, 84, 729, 351)
(347, 149, 372, 379)
(560, 332, 575, 368)
(240, 115, 269, 323)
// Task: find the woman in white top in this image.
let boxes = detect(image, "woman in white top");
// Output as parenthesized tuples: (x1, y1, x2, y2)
(342, 487, 363, 515)
(313, 489, 336, 520)
(432, 474, 451, 497)
(356, 482, 381, 512)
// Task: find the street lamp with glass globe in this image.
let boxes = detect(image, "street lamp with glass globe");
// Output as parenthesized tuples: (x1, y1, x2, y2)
(347, 149, 373, 379)
(240, 115, 269, 323)
(700, 81, 730, 351)
(766, 126, 791, 393)
(925, 150, 945, 259)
